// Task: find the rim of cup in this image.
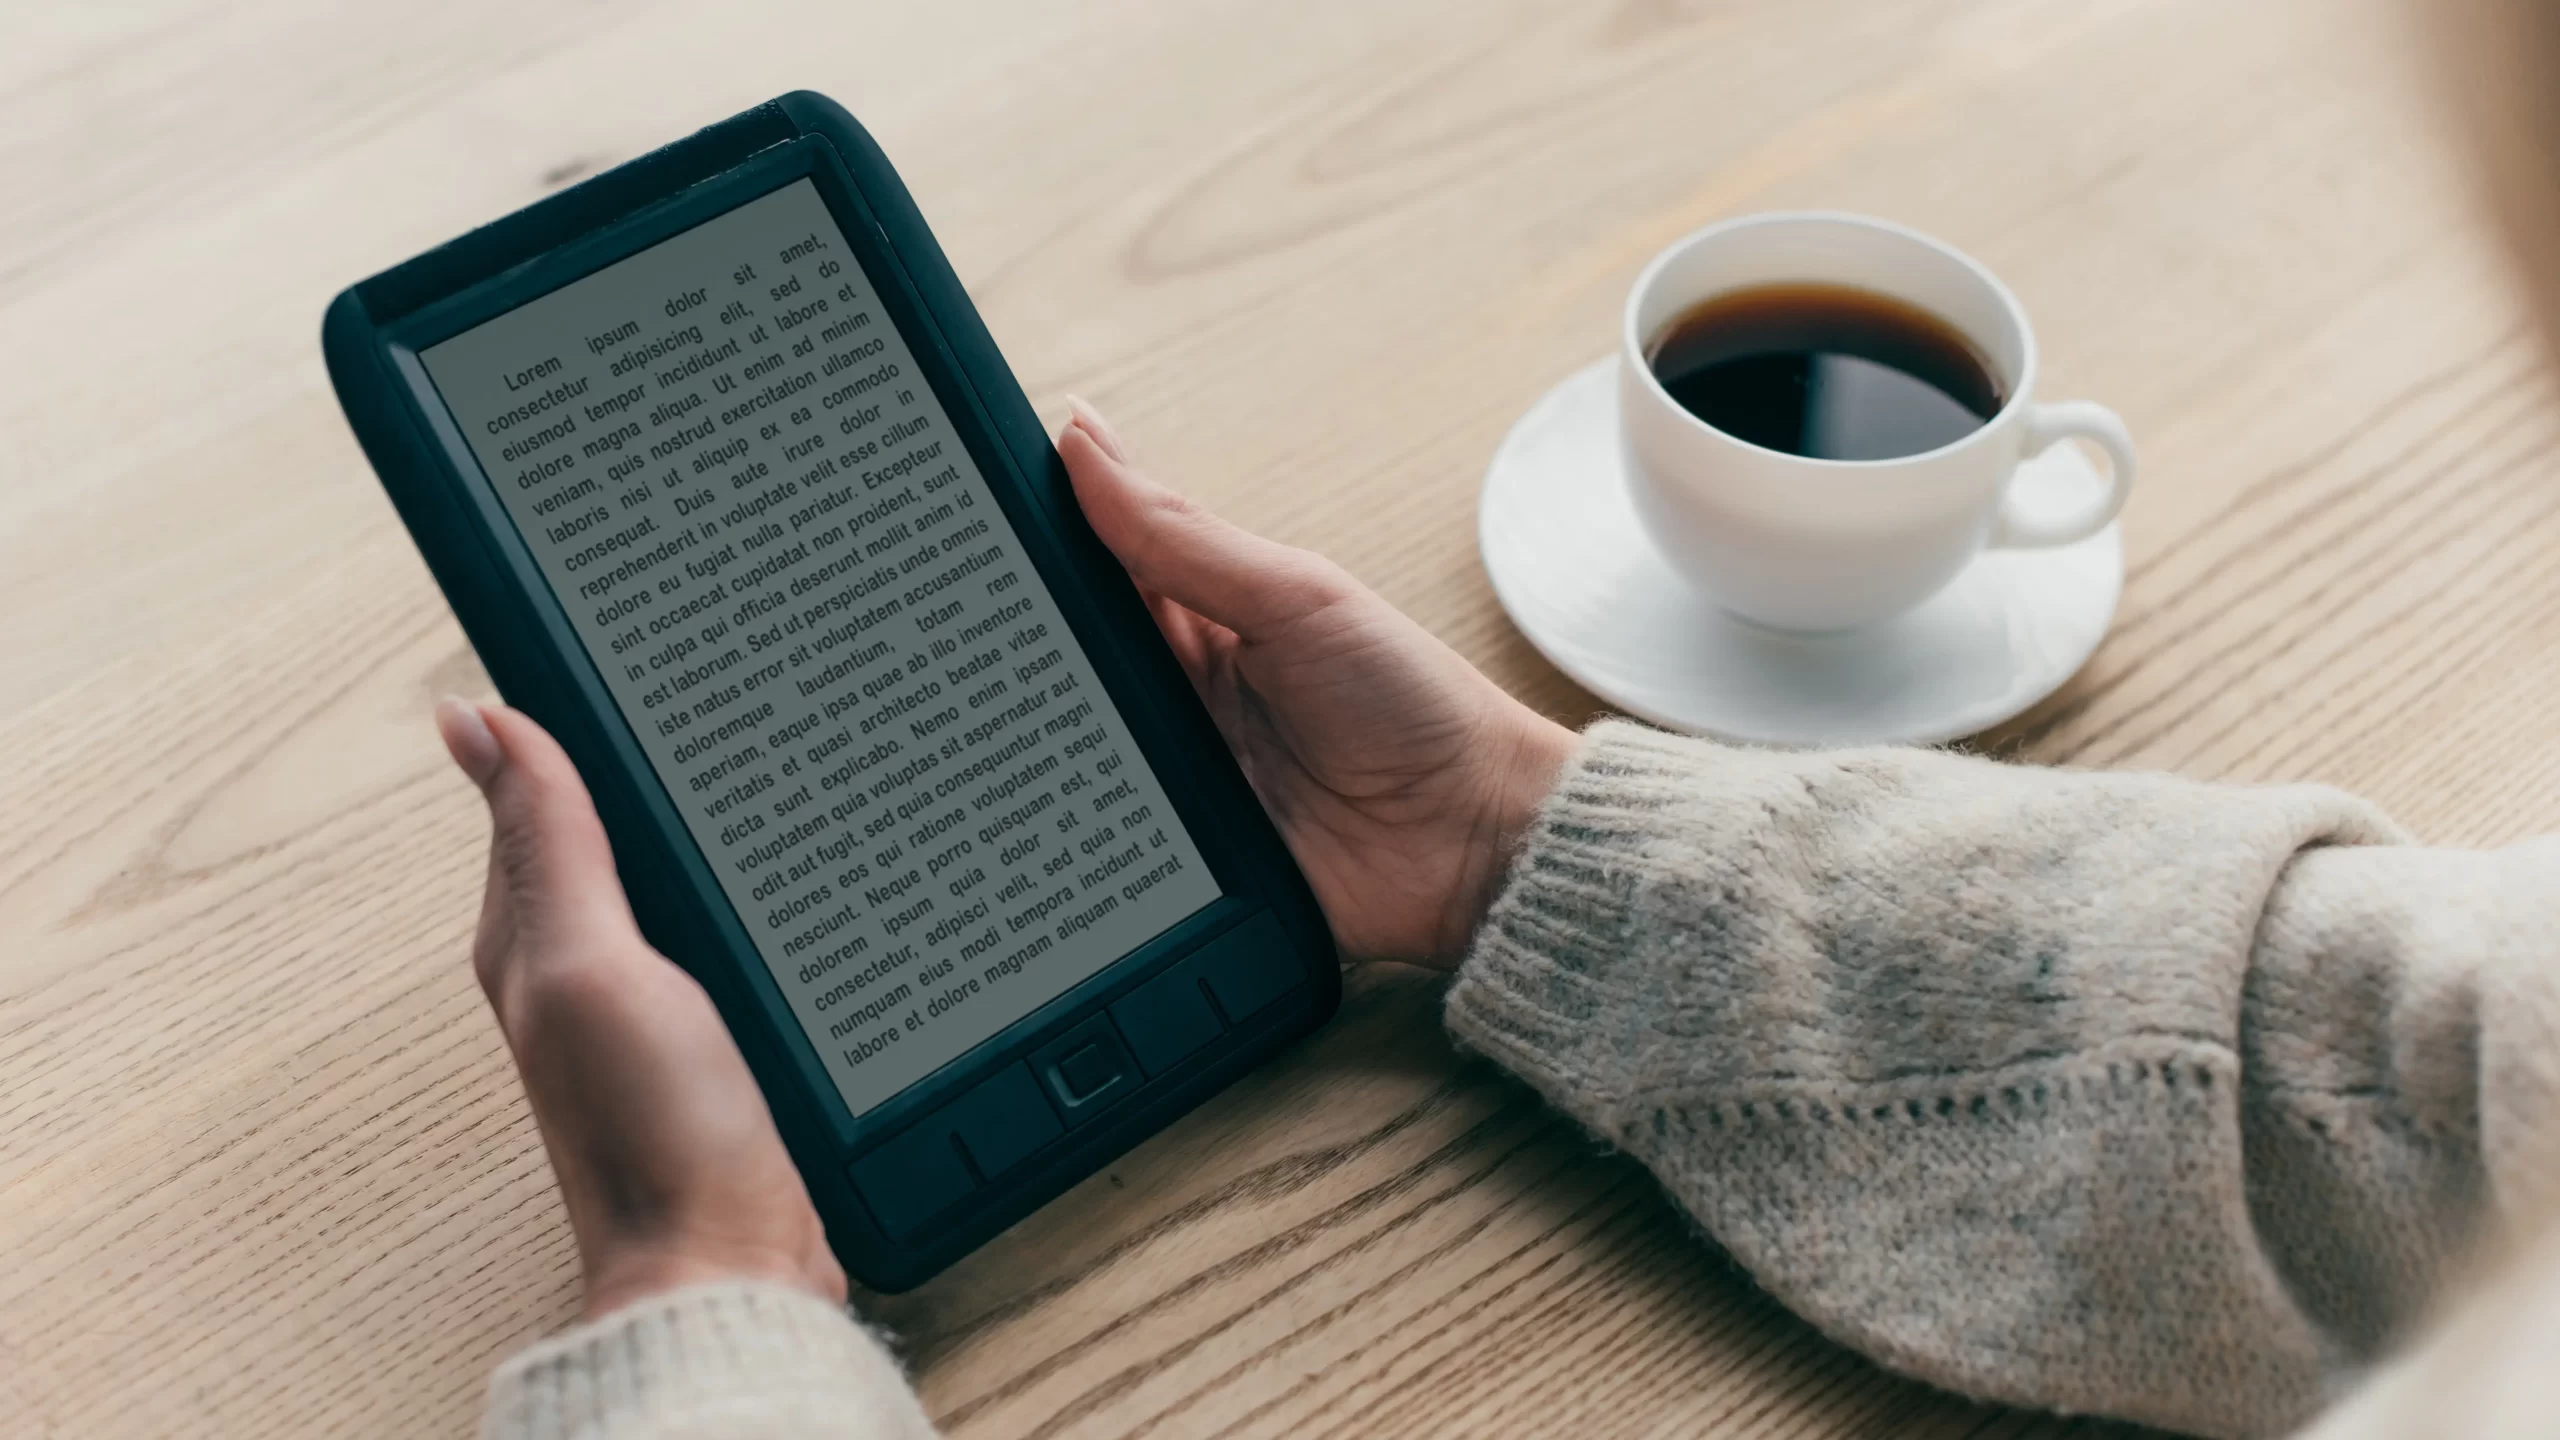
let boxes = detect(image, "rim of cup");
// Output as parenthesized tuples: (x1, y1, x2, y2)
(1621, 210, 2043, 471)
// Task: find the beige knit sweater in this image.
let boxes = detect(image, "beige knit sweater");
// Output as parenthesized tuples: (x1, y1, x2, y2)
(485, 722, 2560, 1440)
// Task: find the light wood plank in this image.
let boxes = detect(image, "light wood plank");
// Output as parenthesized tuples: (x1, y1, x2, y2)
(2, 0, 2548, 1435)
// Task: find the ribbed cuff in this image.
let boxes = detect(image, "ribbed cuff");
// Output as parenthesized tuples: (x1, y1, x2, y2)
(1445, 720, 1727, 1122)
(484, 1281, 936, 1440)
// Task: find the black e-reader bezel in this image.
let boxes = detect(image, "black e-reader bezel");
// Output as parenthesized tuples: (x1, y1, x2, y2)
(322, 92, 1336, 1293)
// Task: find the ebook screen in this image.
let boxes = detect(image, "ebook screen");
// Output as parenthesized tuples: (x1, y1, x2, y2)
(419, 178, 1220, 1117)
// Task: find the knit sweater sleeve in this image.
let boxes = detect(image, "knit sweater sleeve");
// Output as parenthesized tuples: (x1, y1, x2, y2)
(1445, 720, 2560, 1440)
(481, 1282, 938, 1440)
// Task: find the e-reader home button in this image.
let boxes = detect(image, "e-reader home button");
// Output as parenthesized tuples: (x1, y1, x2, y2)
(1057, 1044, 1118, 1100)
(1032, 1015, 1135, 1124)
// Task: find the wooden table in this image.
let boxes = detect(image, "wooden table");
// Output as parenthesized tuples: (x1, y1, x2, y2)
(7, 0, 2555, 1434)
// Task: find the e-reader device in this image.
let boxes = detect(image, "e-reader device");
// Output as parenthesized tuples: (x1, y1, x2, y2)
(323, 92, 1336, 1291)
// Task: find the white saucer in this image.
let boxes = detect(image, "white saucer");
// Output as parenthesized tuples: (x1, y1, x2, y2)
(1478, 359, 2123, 747)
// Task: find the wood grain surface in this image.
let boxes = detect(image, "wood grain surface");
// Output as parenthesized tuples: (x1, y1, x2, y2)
(3, 0, 2551, 1436)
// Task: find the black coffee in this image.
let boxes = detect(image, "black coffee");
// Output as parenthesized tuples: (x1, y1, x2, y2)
(1645, 282, 2003, 460)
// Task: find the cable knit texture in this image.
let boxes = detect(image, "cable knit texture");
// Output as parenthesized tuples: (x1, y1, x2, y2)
(482, 720, 2560, 1440)
(1445, 721, 2560, 1439)
(482, 1282, 934, 1440)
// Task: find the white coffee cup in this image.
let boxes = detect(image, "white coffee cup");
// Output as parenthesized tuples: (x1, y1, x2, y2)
(1619, 212, 2134, 632)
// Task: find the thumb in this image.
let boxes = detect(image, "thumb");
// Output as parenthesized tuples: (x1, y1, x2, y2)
(436, 698, 639, 952)
(1058, 398, 1351, 642)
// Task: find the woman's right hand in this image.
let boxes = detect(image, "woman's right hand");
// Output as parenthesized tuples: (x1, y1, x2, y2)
(1059, 400, 1576, 969)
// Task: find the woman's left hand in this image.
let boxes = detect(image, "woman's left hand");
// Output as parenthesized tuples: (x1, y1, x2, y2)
(435, 698, 846, 1319)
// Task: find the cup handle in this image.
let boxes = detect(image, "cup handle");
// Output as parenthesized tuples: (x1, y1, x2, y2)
(1990, 400, 2136, 549)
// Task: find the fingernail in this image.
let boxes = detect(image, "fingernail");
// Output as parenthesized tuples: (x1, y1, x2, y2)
(435, 696, 503, 789)
(1063, 393, 1130, 463)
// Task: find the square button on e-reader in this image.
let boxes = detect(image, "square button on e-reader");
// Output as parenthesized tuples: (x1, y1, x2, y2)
(1056, 1043, 1119, 1101)
(1032, 1015, 1135, 1124)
